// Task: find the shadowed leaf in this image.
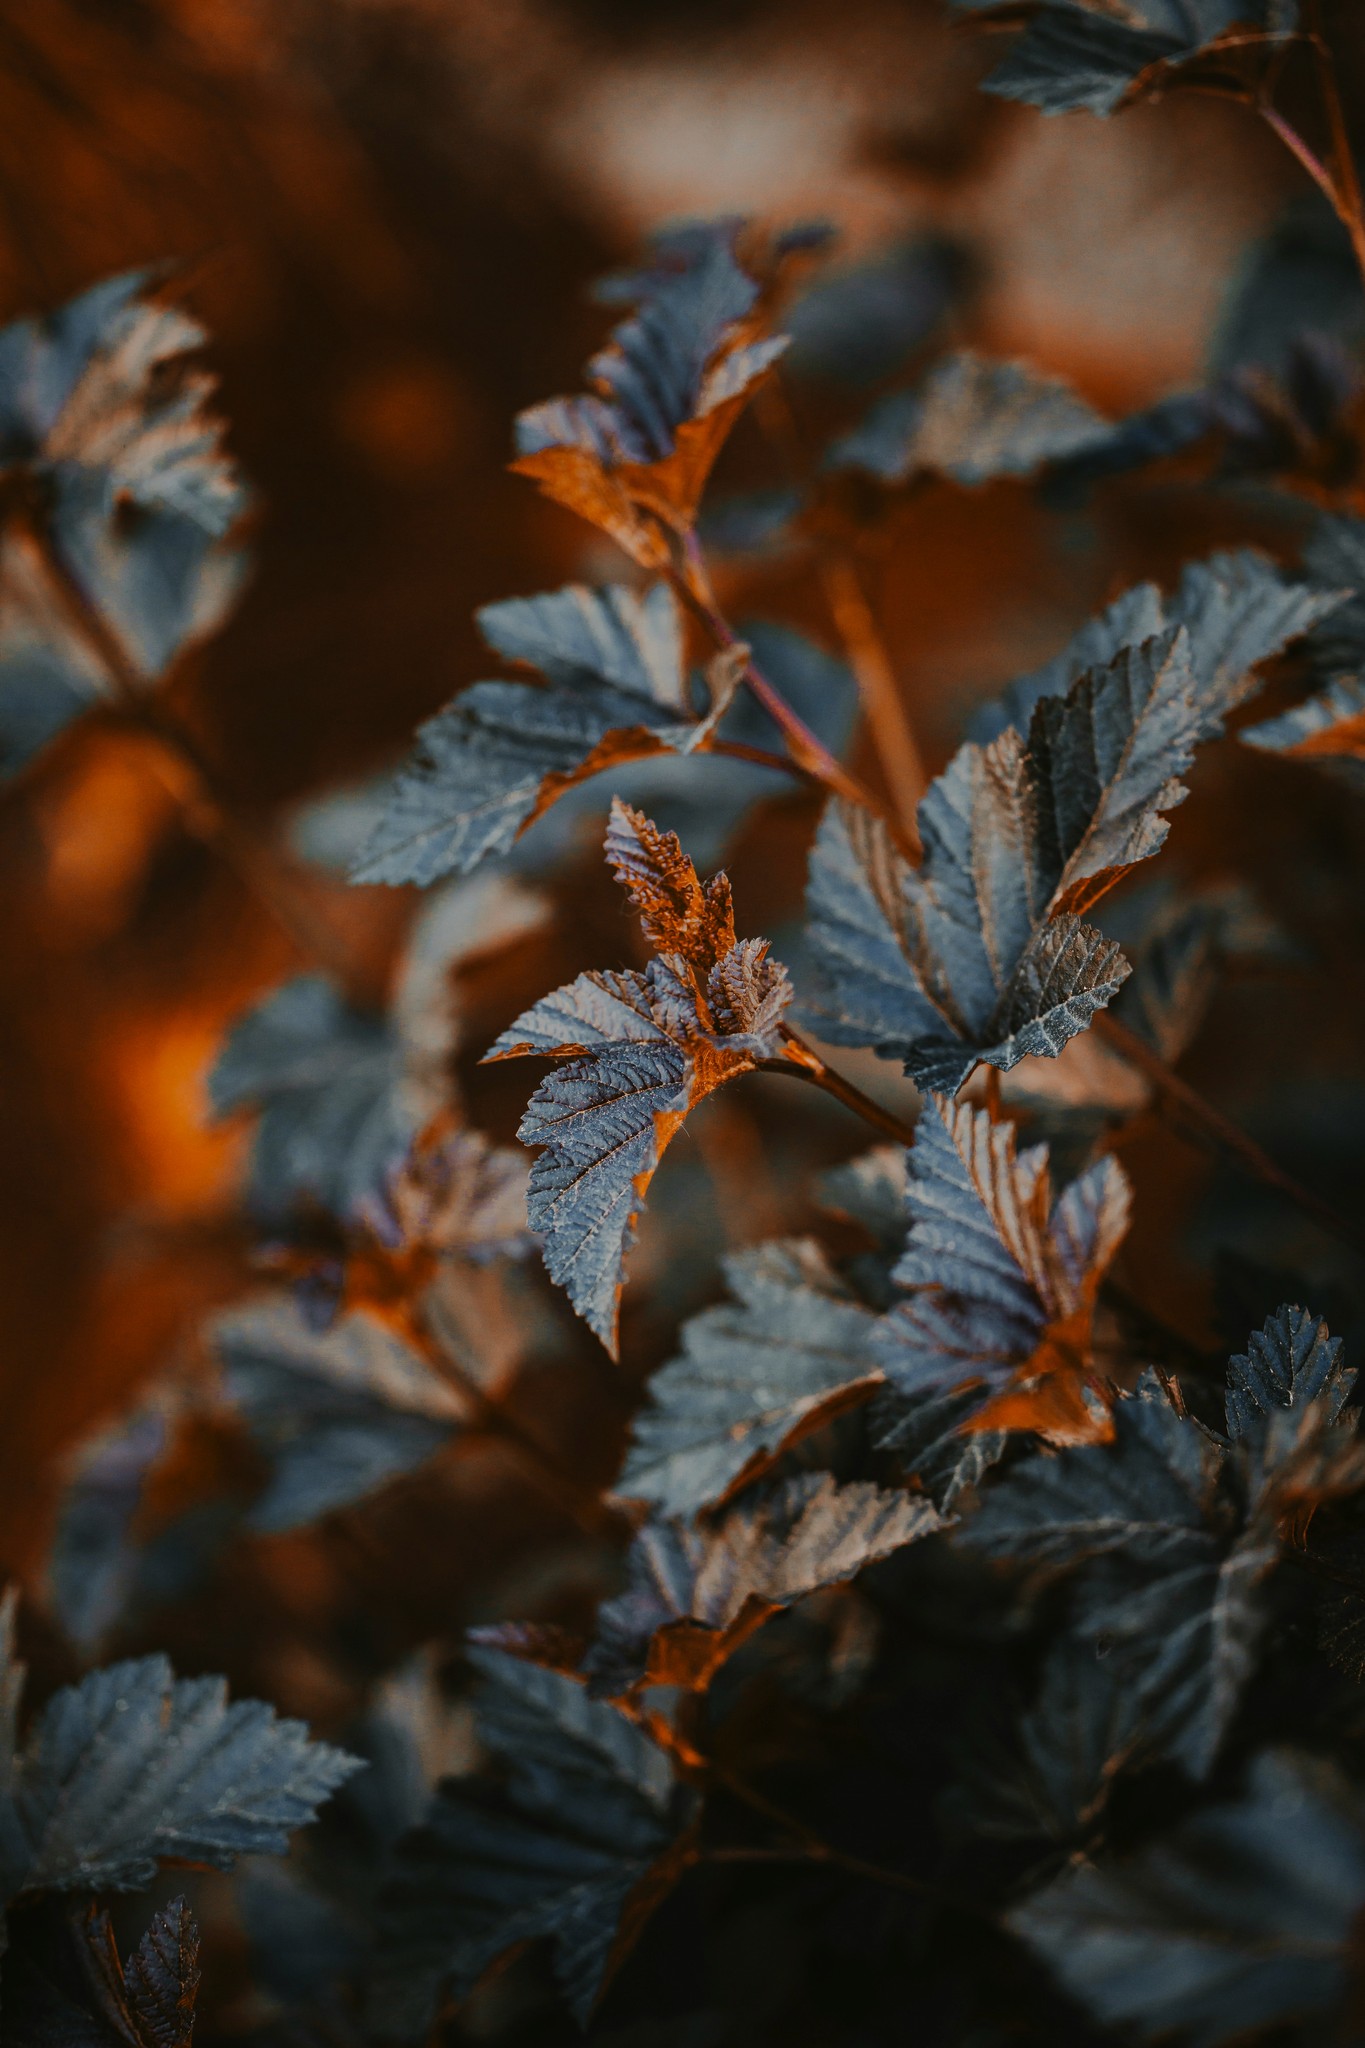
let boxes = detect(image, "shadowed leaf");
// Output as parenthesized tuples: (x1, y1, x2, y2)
(616, 1239, 883, 1515)
(371, 1649, 692, 2032)
(828, 351, 1109, 484)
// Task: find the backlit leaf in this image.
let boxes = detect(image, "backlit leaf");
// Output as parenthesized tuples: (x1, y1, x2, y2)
(873, 1094, 1130, 1443)
(484, 802, 791, 1351)
(581, 1473, 944, 1698)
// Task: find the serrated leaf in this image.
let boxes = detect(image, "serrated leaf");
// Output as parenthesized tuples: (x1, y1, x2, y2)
(0, 272, 248, 776)
(0, 1637, 360, 1903)
(511, 222, 787, 564)
(372, 1649, 691, 2032)
(1009, 1750, 1365, 2045)
(828, 351, 1110, 485)
(1241, 674, 1365, 789)
(971, 547, 1341, 747)
(615, 1239, 883, 1515)
(352, 581, 746, 887)
(970, 3, 1295, 120)
(484, 802, 791, 1351)
(211, 1297, 463, 1532)
(581, 1472, 944, 1698)
(82, 1896, 200, 2048)
(802, 619, 1281, 1089)
(961, 1639, 1144, 1843)
(873, 1094, 1130, 1442)
(1225, 1304, 1352, 1452)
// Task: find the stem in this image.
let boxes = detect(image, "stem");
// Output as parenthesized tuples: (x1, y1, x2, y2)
(1259, 103, 1348, 213)
(709, 1765, 981, 1914)
(820, 552, 927, 849)
(1306, 0, 1365, 289)
(25, 513, 361, 990)
(1096, 1012, 1365, 1260)
(396, 1301, 624, 1541)
(760, 1029, 919, 1147)
(673, 532, 915, 853)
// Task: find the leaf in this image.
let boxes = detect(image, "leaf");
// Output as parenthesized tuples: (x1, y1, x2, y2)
(827, 351, 1110, 485)
(1241, 674, 1365, 789)
(802, 615, 1293, 1089)
(0, 272, 248, 775)
(483, 802, 792, 1351)
(82, 1897, 200, 2048)
(581, 1473, 944, 1698)
(371, 1648, 692, 2032)
(208, 978, 416, 1230)
(1009, 1750, 1365, 2045)
(352, 581, 748, 887)
(782, 234, 964, 389)
(1225, 1304, 1353, 1455)
(965, 3, 1296, 120)
(873, 1094, 1131, 1443)
(365, 1124, 533, 1266)
(960, 1639, 1144, 1843)
(0, 1619, 360, 1903)
(972, 548, 1342, 749)
(211, 1297, 464, 1532)
(1303, 513, 1365, 675)
(615, 1239, 884, 1515)
(511, 222, 788, 564)
(46, 1394, 177, 1653)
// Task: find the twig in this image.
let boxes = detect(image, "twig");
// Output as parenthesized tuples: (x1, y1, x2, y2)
(1306, 0, 1365, 289)
(1096, 1012, 1365, 1260)
(759, 1029, 919, 1147)
(672, 533, 916, 854)
(709, 1765, 981, 1914)
(395, 1301, 626, 1541)
(820, 552, 927, 848)
(24, 512, 361, 990)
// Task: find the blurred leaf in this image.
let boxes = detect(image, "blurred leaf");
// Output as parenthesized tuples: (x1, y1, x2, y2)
(782, 236, 967, 388)
(1009, 1751, 1365, 2043)
(371, 1649, 692, 2032)
(828, 351, 1110, 484)
(961, 3, 1297, 119)
(0, 271, 248, 776)
(484, 802, 791, 1352)
(512, 222, 787, 565)
(958, 1639, 1144, 1843)
(0, 1595, 359, 1911)
(615, 1239, 882, 1515)
(873, 1093, 1130, 1444)
(1242, 674, 1365, 789)
(212, 1298, 463, 1533)
(581, 1472, 943, 1698)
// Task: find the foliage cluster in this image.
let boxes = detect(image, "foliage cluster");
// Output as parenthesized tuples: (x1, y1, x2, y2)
(7, 4, 1365, 2043)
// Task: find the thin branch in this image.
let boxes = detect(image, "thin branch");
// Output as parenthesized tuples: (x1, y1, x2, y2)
(759, 1029, 919, 1147)
(1306, 0, 1365, 288)
(820, 552, 927, 848)
(1259, 103, 1348, 213)
(709, 1765, 983, 1914)
(1096, 1012, 1365, 1260)
(24, 511, 361, 989)
(671, 532, 916, 854)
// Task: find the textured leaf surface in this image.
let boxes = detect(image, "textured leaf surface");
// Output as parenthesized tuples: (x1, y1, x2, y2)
(485, 802, 791, 1350)
(873, 1095, 1130, 1442)
(0, 272, 247, 775)
(582, 1473, 944, 1697)
(828, 351, 1109, 485)
(0, 1615, 360, 1901)
(972, 3, 1295, 119)
(212, 1298, 463, 1531)
(616, 1239, 883, 1514)
(83, 1897, 201, 2048)
(972, 548, 1341, 747)
(803, 616, 1293, 1088)
(372, 1648, 689, 2031)
(1010, 1751, 1365, 2045)
(511, 222, 786, 562)
(352, 581, 751, 886)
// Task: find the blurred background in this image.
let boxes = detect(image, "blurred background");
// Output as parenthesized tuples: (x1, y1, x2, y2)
(0, 0, 1344, 1658)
